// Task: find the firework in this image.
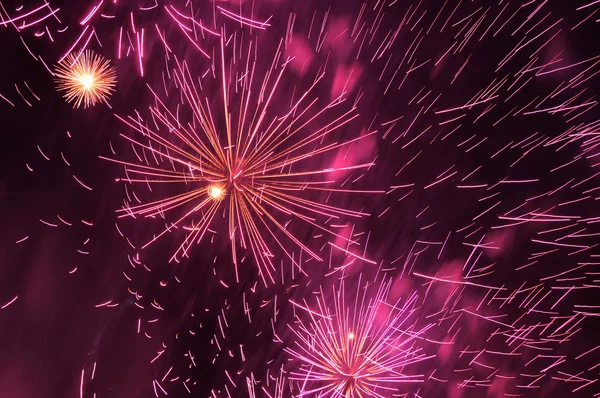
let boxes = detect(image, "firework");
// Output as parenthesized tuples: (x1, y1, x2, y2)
(54, 50, 116, 109)
(104, 33, 379, 285)
(285, 274, 438, 397)
(4, 0, 600, 397)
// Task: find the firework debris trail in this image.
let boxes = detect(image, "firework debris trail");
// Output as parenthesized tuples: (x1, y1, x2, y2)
(2, 0, 600, 397)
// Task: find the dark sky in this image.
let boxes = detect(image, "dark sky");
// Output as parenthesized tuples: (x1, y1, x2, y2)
(1, 1, 600, 397)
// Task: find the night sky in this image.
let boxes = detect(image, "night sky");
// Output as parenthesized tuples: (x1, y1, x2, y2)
(1, 1, 600, 397)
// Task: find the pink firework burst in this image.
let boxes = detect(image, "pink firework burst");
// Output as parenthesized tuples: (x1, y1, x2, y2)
(103, 33, 380, 285)
(285, 274, 439, 397)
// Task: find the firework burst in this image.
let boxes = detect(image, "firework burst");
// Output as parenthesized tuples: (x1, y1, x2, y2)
(104, 34, 379, 285)
(54, 50, 116, 109)
(285, 274, 438, 397)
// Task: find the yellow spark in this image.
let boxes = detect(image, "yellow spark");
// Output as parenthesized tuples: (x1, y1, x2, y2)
(209, 185, 225, 199)
(54, 50, 117, 109)
(80, 74, 94, 89)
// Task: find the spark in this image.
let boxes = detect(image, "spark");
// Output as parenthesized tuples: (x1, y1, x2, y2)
(209, 185, 225, 200)
(54, 49, 116, 108)
(1, 295, 18, 309)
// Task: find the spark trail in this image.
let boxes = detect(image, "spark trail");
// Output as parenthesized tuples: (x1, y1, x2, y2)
(104, 32, 379, 285)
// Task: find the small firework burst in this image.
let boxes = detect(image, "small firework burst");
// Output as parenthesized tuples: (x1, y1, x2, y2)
(285, 275, 437, 397)
(54, 50, 116, 108)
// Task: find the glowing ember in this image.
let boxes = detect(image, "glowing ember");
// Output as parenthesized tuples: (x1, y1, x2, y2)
(54, 50, 116, 109)
(209, 185, 225, 199)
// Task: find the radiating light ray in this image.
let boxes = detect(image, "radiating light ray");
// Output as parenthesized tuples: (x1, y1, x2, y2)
(285, 275, 437, 397)
(54, 49, 116, 108)
(105, 34, 379, 285)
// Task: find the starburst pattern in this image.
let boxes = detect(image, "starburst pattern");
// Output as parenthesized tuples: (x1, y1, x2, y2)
(54, 50, 116, 108)
(104, 35, 379, 285)
(285, 275, 437, 397)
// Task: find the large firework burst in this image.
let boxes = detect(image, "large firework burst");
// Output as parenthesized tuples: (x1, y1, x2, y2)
(285, 274, 438, 397)
(54, 50, 117, 108)
(104, 34, 378, 285)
